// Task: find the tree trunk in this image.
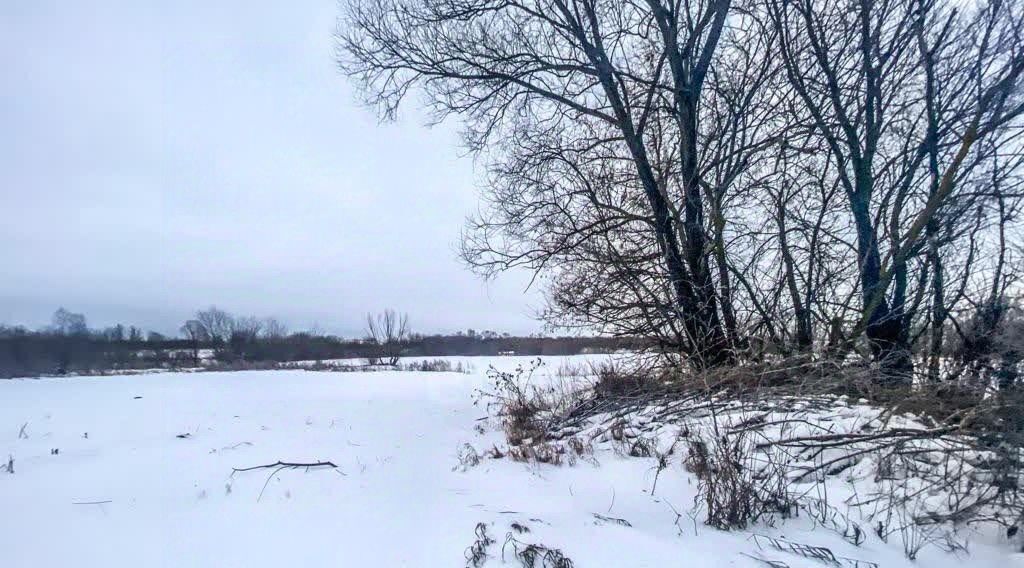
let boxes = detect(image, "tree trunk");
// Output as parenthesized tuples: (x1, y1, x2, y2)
(777, 192, 812, 350)
(711, 201, 742, 353)
(679, 101, 730, 366)
(851, 187, 913, 383)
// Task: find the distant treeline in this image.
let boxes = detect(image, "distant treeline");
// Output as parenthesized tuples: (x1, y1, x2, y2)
(0, 307, 641, 378)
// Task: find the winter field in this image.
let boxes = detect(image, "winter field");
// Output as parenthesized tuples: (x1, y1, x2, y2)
(1, 355, 1020, 567)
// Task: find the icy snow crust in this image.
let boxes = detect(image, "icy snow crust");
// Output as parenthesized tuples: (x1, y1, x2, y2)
(0, 355, 1019, 567)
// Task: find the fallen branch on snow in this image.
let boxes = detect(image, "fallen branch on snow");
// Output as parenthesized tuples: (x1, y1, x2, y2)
(231, 460, 337, 474)
(231, 460, 339, 502)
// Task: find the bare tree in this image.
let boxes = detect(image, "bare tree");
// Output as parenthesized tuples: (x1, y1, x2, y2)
(338, 0, 739, 367)
(231, 316, 263, 341)
(365, 310, 409, 366)
(766, 0, 1024, 380)
(180, 319, 208, 366)
(338, 0, 1024, 389)
(195, 306, 234, 344)
(262, 318, 288, 339)
(103, 324, 126, 342)
(226, 316, 263, 362)
(52, 307, 87, 336)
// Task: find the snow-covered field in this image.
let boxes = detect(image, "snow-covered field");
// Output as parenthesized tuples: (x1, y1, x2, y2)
(1, 355, 1019, 567)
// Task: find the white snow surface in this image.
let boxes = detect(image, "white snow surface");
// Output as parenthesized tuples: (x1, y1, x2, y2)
(1, 355, 1021, 567)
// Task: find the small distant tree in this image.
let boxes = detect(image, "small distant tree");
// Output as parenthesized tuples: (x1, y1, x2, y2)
(51, 308, 87, 336)
(227, 316, 263, 362)
(104, 324, 126, 342)
(195, 306, 234, 344)
(262, 317, 288, 339)
(365, 310, 409, 365)
(49, 308, 89, 373)
(180, 319, 209, 366)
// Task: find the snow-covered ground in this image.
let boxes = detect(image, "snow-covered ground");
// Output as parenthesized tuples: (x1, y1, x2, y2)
(0, 355, 1019, 567)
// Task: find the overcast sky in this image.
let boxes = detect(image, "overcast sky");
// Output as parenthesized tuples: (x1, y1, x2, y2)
(0, 1, 541, 337)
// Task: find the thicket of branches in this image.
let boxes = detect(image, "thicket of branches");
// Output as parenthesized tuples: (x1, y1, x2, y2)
(338, 0, 1024, 391)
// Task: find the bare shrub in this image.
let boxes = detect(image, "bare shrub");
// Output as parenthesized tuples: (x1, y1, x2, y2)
(484, 444, 505, 459)
(476, 359, 549, 446)
(508, 442, 565, 466)
(505, 436, 594, 467)
(591, 358, 661, 399)
(565, 436, 590, 457)
(627, 436, 655, 458)
(402, 358, 469, 373)
(684, 423, 794, 530)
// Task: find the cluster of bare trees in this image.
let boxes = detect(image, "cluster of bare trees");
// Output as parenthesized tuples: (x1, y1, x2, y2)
(180, 307, 289, 364)
(338, 0, 1024, 385)
(0, 306, 640, 377)
(0, 309, 183, 377)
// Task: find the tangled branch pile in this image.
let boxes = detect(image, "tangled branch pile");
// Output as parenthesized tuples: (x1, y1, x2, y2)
(478, 357, 1024, 557)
